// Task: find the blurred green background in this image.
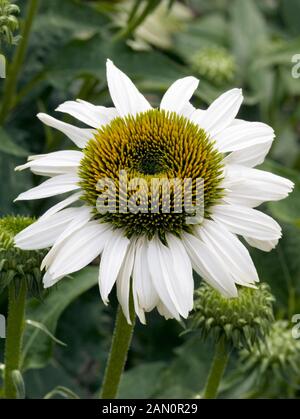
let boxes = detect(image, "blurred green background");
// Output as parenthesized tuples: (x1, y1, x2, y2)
(0, 0, 300, 399)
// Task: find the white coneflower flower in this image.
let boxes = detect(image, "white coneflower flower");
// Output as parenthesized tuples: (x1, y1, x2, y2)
(14, 60, 293, 324)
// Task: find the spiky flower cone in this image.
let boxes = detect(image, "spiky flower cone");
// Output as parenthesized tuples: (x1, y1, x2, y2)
(239, 321, 300, 387)
(0, 0, 20, 46)
(0, 216, 45, 295)
(190, 283, 275, 348)
(190, 46, 236, 86)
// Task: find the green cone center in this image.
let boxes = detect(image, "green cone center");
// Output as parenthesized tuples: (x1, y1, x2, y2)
(79, 109, 224, 240)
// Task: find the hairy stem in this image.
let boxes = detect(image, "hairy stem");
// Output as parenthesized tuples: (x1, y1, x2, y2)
(0, 0, 40, 123)
(4, 281, 27, 399)
(100, 303, 135, 399)
(203, 337, 229, 399)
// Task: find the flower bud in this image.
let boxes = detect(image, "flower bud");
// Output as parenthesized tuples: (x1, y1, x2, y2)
(239, 321, 300, 385)
(0, 216, 45, 295)
(190, 283, 274, 348)
(190, 46, 236, 86)
(0, 0, 20, 46)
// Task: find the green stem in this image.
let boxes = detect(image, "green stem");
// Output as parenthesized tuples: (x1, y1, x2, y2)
(4, 281, 27, 399)
(112, 0, 160, 42)
(100, 303, 135, 399)
(203, 338, 229, 399)
(127, 0, 142, 25)
(0, 0, 40, 123)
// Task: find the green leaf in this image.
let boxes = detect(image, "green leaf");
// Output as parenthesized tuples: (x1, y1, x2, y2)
(281, 0, 300, 36)
(254, 38, 300, 69)
(24, 363, 85, 399)
(250, 223, 300, 313)
(11, 370, 26, 400)
(118, 362, 166, 399)
(25, 320, 67, 347)
(21, 0, 109, 90)
(230, 0, 268, 71)
(246, 66, 275, 111)
(0, 153, 34, 216)
(118, 335, 214, 399)
(155, 335, 214, 398)
(280, 66, 300, 96)
(44, 386, 80, 399)
(173, 14, 228, 59)
(24, 288, 113, 398)
(271, 126, 299, 167)
(46, 35, 186, 95)
(37, 0, 108, 35)
(21, 266, 99, 371)
(0, 128, 28, 157)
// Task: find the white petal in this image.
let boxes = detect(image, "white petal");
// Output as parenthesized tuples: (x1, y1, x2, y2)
(15, 150, 83, 177)
(14, 208, 83, 250)
(157, 301, 175, 320)
(223, 164, 294, 207)
(106, 59, 152, 117)
(188, 108, 206, 121)
(41, 206, 92, 270)
(166, 234, 194, 314)
(182, 232, 237, 297)
(77, 100, 118, 124)
(224, 141, 273, 167)
(39, 192, 82, 220)
(191, 88, 243, 136)
(43, 271, 64, 289)
(196, 220, 259, 286)
(230, 118, 248, 126)
(45, 221, 111, 284)
(56, 100, 118, 128)
(76, 99, 119, 117)
(132, 237, 159, 313)
(116, 239, 136, 324)
(180, 102, 196, 118)
(244, 236, 279, 252)
(160, 76, 199, 114)
(27, 154, 48, 161)
(14, 174, 80, 201)
(147, 236, 188, 319)
(211, 204, 282, 241)
(99, 230, 130, 304)
(37, 113, 94, 148)
(214, 122, 274, 153)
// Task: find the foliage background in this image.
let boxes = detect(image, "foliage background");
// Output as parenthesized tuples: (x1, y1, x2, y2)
(0, 0, 300, 399)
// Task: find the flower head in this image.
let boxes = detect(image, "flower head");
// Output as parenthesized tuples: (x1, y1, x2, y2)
(190, 46, 236, 86)
(190, 283, 274, 347)
(0, 0, 20, 46)
(14, 60, 293, 324)
(239, 321, 300, 387)
(0, 216, 45, 294)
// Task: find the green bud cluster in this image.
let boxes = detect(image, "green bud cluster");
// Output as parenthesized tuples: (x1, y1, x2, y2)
(190, 283, 274, 348)
(0, 216, 45, 295)
(239, 321, 300, 383)
(0, 0, 20, 46)
(190, 46, 236, 86)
